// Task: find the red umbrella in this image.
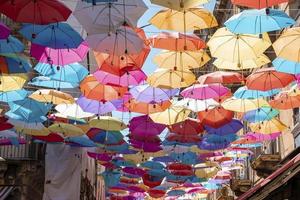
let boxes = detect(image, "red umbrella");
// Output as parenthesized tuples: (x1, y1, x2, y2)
(269, 92, 300, 110)
(142, 173, 163, 188)
(167, 163, 192, 171)
(246, 68, 295, 91)
(168, 118, 203, 135)
(198, 71, 244, 85)
(167, 133, 202, 143)
(148, 189, 166, 198)
(33, 133, 64, 143)
(198, 106, 234, 128)
(0, 0, 71, 24)
(231, 0, 288, 9)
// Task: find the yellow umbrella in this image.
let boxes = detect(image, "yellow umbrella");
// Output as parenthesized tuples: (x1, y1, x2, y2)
(208, 28, 271, 63)
(48, 123, 85, 137)
(149, 105, 190, 125)
(123, 153, 152, 164)
(153, 50, 210, 70)
(150, 0, 210, 11)
(273, 27, 300, 62)
(195, 162, 219, 178)
(0, 73, 27, 92)
(221, 97, 269, 112)
(147, 68, 196, 89)
(29, 89, 75, 105)
(249, 118, 287, 134)
(89, 116, 127, 131)
(149, 8, 218, 32)
(15, 126, 50, 136)
(213, 54, 271, 70)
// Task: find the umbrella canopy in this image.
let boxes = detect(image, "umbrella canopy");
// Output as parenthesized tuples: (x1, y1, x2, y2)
(231, 0, 288, 9)
(0, 0, 71, 24)
(87, 128, 124, 145)
(55, 103, 94, 119)
(200, 134, 237, 150)
(273, 57, 300, 75)
(125, 100, 171, 114)
(153, 50, 210, 70)
(0, 89, 28, 103)
(269, 92, 300, 110)
(89, 116, 127, 131)
(205, 119, 243, 136)
(243, 107, 279, 122)
(30, 42, 89, 66)
(129, 115, 166, 136)
(234, 86, 280, 99)
(0, 36, 24, 53)
(181, 84, 229, 100)
(221, 97, 269, 112)
(246, 67, 295, 91)
(150, 8, 218, 32)
(198, 106, 234, 128)
(33, 133, 64, 143)
(149, 106, 191, 126)
(0, 54, 31, 73)
(20, 23, 83, 49)
(198, 71, 244, 85)
(150, 0, 209, 11)
(213, 55, 270, 70)
(174, 98, 219, 112)
(225, 8, 295, 34)
(168, 118, 203, 135)
(147, 69, 196, 89)
(48, 123, 85, 137)
(0, 22, 10, 39)
(29, 89, 74, 105)
(273, 27, 300, 62)
(129, 84, 179, 103)
(249, 118, 287, 134)
(208, 27, 271, 62)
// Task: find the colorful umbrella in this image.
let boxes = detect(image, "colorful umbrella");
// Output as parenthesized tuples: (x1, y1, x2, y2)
(55, 103, 95, 119)
(198, 106, 234, 128)
(249, 118, 287, 134)
(181, 84, 229, 100)
(0, 22, 10, 39)
(48, 123, 85, 137)
(174, 98, 219, 112)
(198, 71, 244, 84)
(269, 92, 300, 110)
(0, 36, 24, 53)
(233, 86, 280, 99)
(87, 128, 124, 145)
(89, 116, 127, 131)
(231, 0, 288, 9)
(0, 54, 31, 73)
(243, 107, 279, 122)
(273, 57, 300, 75)
(33, 133, 64, 143)
(168, 118, 203, 135)
(29, 76, 79, 89)
(129, 115, 166, 136)
(0, 89, 28, 102)
(205, 119, 243, 136)
(125, 100, 171, 114)
(221, 97, 269, 112)
(29, 89, 74, 105)
(150, 0, 209, 11)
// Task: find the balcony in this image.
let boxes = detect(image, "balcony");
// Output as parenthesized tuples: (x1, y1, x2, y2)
(251, 154, 281, 178)
(230, 179, 252, 197)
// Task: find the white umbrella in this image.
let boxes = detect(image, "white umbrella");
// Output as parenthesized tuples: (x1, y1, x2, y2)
(174, 98, 219, 112)
(55, 103, 95, 119)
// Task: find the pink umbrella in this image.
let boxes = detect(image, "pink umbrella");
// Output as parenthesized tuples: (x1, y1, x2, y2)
(181, 84, 230, 100)
(30, 41, 89, 66)
(123, 167, 146, 177)
(0, 22, 10, 39)
(94, 69, 147, 87)
(245, 132, 281, 141)
(87, 152, 113, 162)
(129, 115, 166, 136)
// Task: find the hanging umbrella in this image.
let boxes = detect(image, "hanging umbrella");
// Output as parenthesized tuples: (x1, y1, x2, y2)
(200, 134, 237, 150)
(29, 89, 74, 105)
(29, 76, 79, 89)
(30, 41, 89, 66)
(269, 92, 300, 110)
(0, 36, 24, 53)
(77, 96, 121, 115)
(225, 8, 295, 34)
(33, 133, 64, 143)
(0, 54, 31, 73)
(0, 89, 28, 103)
(213, 55, 270, 70)
(129, 84, 179, 103)
(150, 0, 209, 11)
(0, 23, 10, 39)
(101, 170, 121, 188)
(65, 135, 96, 147)
(198, 106, 234, 128)
(249, 118, 287, 134)
(181, 84, 229, 100)
(129, 115, 166, 136)
(34, 62, 88, 83)
(149, 106, 191, 126)
(93, 69, 147, 87)
(273, 27, 300, 62)
(205, 119, 243, 136)
(80, 75, 128, 101)
(48, 123, 85, 137)
(125, 100, 171, 114)
(246, 67, 295, 91)
(153, 50, 210, 70)
(231, 0, 288, 9)
(174, 98, 219, 112)
(198, 71, 244, 85)
(167, 190, 186, 197)
(149, 32, 205, 51)
(273, 57, 300, 75)
(55, 103, 95, 119)
(233, 86, 280, 99)
(195, 166, 219, 179)
(167, 133, 201, 143)
(207, 27, 271, 62)
(89, 116, 127, 131)
(147, 68, 196, 89)
(168, 118, 203, 136)
(149, 8, 218, 32)
(87, 26, 144, 55)
(243, 107, 279, 122)
(14, 126, 50, 136)
(0, 0, 72, 24)
(86, 128, 124, 145)
(221, 97, 269, 112)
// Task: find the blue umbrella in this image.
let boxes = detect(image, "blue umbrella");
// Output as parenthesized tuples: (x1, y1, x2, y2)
(0, 89, 28, 102)
(112, 159, 135, 167)
(225, 8, 295, 34)
(34, 62, 88, 83)
(152, 156, 175, 163)
(101, 170, 121, 188)
(234, 86, 280, 99)
(87, 128, 124, 144)
(200, 134, 238, 150)
(205, 119, 243, 136)
(98, 142, 129, 153)
(169, 151, 198, 165)
(243, 107, 279, 122)
(167, 190, 186, 197)
(5, 111, 48, 123)
(273, 57, 300, 74)
(29, 76, 79, 89)
(20, 23, 83, 49)
(0, 54, 31, 73)
(140, 161, 164, 170)
(66, 135, 96, 147)
(166, 174, 192, 183)
(0, 36, 24, 53)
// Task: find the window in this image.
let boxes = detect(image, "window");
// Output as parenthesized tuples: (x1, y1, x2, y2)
(293, 108, 299, 125)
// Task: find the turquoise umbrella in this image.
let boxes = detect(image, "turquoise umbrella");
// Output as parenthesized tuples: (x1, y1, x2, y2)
(66, 135, 96, 147)
(0, 36, 24, 53)
(101, 170, 121, 188)
(273, 57, 300, 75)
(169, 151, 198, 165)
(234, 86, 280, 99)
(225, 8, 295, 34)
(0, 89, 28, 102)
(29, 76, 79, 89)
(5, 111, 48, 123)
(243, 107, 279, 122)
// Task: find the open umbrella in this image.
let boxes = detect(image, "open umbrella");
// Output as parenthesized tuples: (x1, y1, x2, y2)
(48, 123, 85, 137)
(273, 57, 300, 75)
(243, 107, 279, 122)
(221, 97, 269, 112)
(168, 118, 203, 135)
(205, 119, 243, 136)
(0, 36, 24, 53)
(0, 23, 10, 39)
(181, 84, 229, 100)
(55, 103, 94, 119)
(269, 92, 300, 110)
(225, 8, 295, 34)
(0, 54, 31, 73)
(0, 89, 28, 103)
(198, 71, 244, 84)
(249, 118, 287, 134)
(198, 106, 234, 128)
(149, 106, 190, 126)
(150, 0, 209, 11)
(231, 0, 288, 9)
(234, 86, 280, 99)
(129, 115, 166, 136)
(125, 99, 171, 114)
(29, 89, 74, 105)
(87, 128, 124, 145)
(174, 98, 219, 112)
(150, 8, 218, 32)
(89, 116, 127, 131)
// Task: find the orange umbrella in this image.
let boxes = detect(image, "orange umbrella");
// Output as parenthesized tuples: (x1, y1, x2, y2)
(80, 75, 128, 101)
(231, 0, 288, 9)
(125, 99, 171, 114)
(149, 32, 206, 51)
(168, 118, 204, 135)
(197, 106, 234, 128)
(246, 67, 295, 91)
(269, 92, 300, 110)
(198, 71, 244, 84)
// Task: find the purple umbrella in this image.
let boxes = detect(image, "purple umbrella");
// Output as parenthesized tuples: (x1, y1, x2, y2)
(122, 167, 146, 177)
(130, 140, 162, 152)
(129, 84, 179, 103)
(87, 152, 112, 162)
(153, 156, 175, 163)
(0, 23, 10, 39)
(205, 119, 243, 136)
(77, 95, 122, 115)
(129, 115, 166, 136)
